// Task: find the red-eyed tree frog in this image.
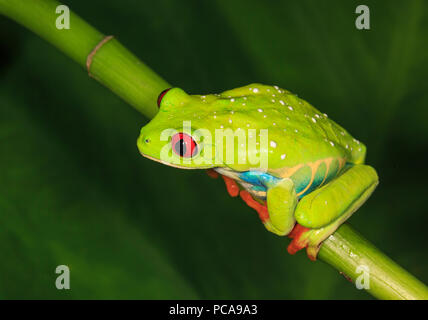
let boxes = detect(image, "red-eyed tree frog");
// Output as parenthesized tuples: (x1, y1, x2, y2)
(137, 84, 379, 260)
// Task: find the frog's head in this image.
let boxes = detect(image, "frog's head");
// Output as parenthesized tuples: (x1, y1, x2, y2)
(138, 85, 273, 170)
(138, 88, 221, 169)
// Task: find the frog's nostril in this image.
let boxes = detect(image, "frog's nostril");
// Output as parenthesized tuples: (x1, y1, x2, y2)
(138, 134, 150, 147)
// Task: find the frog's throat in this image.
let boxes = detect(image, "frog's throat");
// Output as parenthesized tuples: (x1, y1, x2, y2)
(139, 152, 213, 169)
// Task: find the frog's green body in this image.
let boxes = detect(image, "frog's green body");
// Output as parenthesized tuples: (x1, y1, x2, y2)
(138, 84, 378, 259)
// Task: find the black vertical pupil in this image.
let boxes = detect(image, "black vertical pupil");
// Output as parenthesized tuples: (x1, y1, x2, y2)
(175, 139, 186, 156)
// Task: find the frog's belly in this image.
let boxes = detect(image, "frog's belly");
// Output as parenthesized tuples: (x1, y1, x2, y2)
(237, 181, 267, 199)
(214, 159, 348, 200)
(215, 167, 269, 200)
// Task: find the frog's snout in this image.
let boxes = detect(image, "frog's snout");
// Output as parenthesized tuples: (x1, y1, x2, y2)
(137, 133, 152, 155)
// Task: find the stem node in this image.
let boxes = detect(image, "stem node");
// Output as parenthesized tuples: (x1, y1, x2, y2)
(86, 34, 114, 78)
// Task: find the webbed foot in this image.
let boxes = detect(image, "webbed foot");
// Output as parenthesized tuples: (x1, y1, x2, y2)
(287, 224, 314, 260)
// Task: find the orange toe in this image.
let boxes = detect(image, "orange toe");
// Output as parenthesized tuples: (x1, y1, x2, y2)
(287, 224, 311, 255)
(239, 190, 269, 222)
(288, 223, 310, 239)
(287, 240, 304, 255)
(221, 175, 240, 197)
(206, 169, 219, 179)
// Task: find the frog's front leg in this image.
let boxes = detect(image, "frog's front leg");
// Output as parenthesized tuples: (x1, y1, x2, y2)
(290, 164, 379, 260)
(264, 178, 298, 235)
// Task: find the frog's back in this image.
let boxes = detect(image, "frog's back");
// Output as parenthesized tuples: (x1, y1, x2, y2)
(204, 84, 367, 200)
(219, 83, 366, 169)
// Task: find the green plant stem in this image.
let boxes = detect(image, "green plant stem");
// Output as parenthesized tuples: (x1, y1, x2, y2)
(319, 224, 428, 299)
(0, 0, 169, 118)
(1, 0, 427, 300)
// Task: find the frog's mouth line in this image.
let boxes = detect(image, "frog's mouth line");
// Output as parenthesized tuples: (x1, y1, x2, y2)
(139, 151, 213, 169)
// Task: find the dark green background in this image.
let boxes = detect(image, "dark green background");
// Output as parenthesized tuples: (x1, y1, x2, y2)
(0, 0, 427, 299)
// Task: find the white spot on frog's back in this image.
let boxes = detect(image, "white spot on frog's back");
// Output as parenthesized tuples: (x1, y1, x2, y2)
(252, 88, 259, 93)
(281, 154, 286, 160)
(270, 141, 277, 148)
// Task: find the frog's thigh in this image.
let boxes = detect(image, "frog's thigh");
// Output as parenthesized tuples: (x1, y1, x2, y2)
(295, 164, 379, 230)
(265, 178, 298, 236)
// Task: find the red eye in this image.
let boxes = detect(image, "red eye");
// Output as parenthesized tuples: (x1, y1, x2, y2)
(157, 88, 171, 108)
(171, 133, 198, 158)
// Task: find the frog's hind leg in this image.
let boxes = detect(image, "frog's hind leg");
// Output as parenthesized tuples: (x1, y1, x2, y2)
(291, 164, 379, 260)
